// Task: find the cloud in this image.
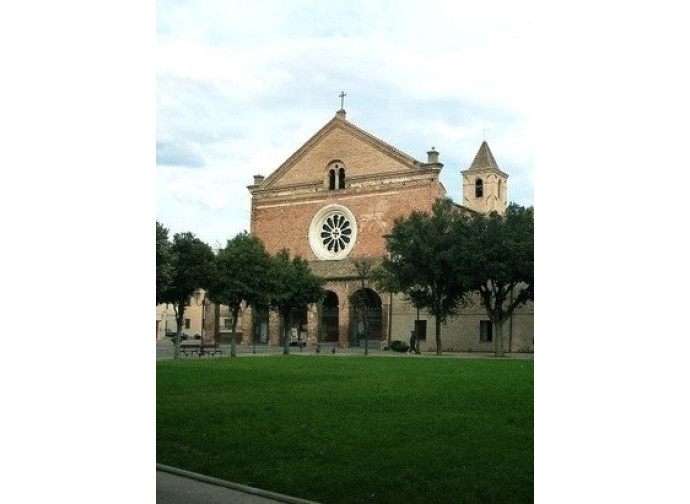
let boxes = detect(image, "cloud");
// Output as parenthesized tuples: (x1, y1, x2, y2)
(156, 0, 534, 246)
(156, 139, 205, 167)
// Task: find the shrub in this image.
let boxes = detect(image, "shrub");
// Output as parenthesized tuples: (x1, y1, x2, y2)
(170, 334, 189, 345)
(389, 340, 410, 353)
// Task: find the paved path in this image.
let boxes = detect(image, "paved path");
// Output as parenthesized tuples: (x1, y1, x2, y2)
(156, 339, 533, 360)
(157, 464, 320, 504)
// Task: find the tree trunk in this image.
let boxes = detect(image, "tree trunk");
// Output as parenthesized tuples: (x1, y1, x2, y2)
(362, 305, 369, 356)
(230, 306, 239, 358)
(494, 319, 506, 357)
(387, 293, 393, 348)
(364, 319, 368, 356)
(174, 305, 185, 359)
(435, 316, 442, 356)
(508, 289, 513, 353)
(214, 303, 220, 342)
(283, 313, 291, 355)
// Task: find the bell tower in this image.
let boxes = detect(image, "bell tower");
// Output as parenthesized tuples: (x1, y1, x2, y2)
(461, 141, 508, 214)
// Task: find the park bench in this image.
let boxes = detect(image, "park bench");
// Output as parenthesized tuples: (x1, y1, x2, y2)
(179, 342, 201, 357)
(179, 342, 223, 357)
(199, 343, 223, 357)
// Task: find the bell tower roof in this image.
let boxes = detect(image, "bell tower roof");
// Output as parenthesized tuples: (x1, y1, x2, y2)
(465, 141, 503, 174)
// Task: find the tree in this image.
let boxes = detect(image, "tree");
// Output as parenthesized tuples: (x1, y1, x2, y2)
(209, 232, 273, 357)
(348, 258, 377, 355)
(374, 198, 472, 356)
(159, 232, 215, 359)
(156, 222, 173, 305)
(460, 203, 534, 357)
(268, 249, 325, 355)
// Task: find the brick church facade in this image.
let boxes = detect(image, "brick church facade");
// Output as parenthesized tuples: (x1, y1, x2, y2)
(234, 108, 533, 353)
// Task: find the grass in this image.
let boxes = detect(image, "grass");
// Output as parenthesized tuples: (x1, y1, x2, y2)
(157, 356, 533, 503)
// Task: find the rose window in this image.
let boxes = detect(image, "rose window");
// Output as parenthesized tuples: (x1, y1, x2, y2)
(309, 205, 358, 260)
(320, 214, 352, 253)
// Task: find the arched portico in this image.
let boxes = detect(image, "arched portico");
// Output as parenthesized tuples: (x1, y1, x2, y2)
(349, 288, 383, 347)
(321, 291, 339, 343)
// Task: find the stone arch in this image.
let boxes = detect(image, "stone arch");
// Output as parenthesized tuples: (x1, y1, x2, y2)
(475, 178, 484, 198)
(284, 306, 308, 346)
(252, 306, 270, 344)
(349, 288, 383, 346)
(325, 160, 345, 191)
(321, 290, 339, 342)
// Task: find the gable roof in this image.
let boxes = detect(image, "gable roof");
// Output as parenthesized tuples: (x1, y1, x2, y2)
(254, 111, 431, 190)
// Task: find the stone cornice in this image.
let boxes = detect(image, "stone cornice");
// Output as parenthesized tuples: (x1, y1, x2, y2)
(250, 166, 442, 198)
(251, 173, 444, 208)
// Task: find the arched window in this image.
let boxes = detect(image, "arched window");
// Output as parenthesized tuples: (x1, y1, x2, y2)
(326, 161, 346, 191)
(475, 178, 483, 198)
(252, 307, 270, 344)
(328, 169, 336, 190)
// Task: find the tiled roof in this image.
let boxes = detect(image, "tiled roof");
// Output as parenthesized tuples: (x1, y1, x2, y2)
(466, 141, 501, 172)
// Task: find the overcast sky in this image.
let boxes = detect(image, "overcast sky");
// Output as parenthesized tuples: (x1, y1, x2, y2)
(156, 0, 534, 249)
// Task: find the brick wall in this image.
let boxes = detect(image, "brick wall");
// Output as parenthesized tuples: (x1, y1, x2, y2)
(253, 181, 445, 259)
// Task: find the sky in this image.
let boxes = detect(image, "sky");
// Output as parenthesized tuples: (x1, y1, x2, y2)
(156, 0, 534, 249)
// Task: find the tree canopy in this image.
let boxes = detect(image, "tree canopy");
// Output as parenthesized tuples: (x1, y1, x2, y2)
(460, 203, 534, 356)
(375, 198, 534, 356)
(156, 221, 173, 305)
(158, 230, 215, 358)
(268, 249, 325, 355)
(374, 198, 471, 355)
(209, 231, 273, 357)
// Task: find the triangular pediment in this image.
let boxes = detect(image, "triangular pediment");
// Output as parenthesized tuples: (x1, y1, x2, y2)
(255, 113, 427, 190)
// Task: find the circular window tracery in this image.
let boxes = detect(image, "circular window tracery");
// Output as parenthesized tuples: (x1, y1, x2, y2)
(309, 205, 358, 260)
(320, 213, 352, 252)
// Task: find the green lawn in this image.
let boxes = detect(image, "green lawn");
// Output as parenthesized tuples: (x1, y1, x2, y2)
(157, 356, 533, 503)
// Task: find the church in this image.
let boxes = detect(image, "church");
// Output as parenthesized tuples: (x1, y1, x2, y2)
(232, 107, 533, 353)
